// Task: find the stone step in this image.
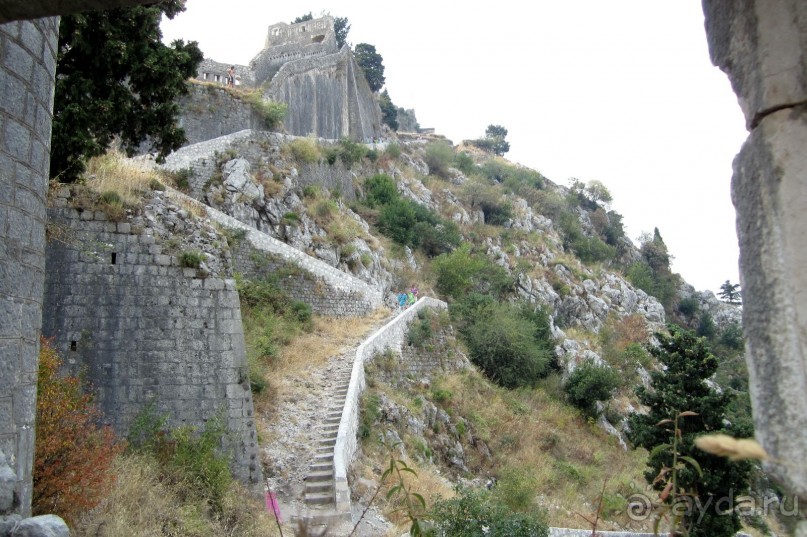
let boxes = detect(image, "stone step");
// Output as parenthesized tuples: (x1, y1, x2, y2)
(306, 469, 334, 482)
(319, 437, 336, 447)
(305, 481, 334, 494)
(312, 456, 333, 465)
(305, 491, 335, 506)
(310, 462, 332, 473)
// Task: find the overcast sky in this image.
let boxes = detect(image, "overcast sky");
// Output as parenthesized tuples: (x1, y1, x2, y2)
(161, 1, 748, 295)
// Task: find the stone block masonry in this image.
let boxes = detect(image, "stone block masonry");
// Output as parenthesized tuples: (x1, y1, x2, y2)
(165, 189, 384, 317)
(0, 17, 58, 517)
(42, 200, 263, 488)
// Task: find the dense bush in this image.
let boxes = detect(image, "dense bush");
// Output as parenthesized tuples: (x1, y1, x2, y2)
(461, 302, 554, 389)
(564, 362, 621, 417)
(558, 212, 616, 264)
(429, 487, 549, 537)
(433, 244, 513, 301)
(33, 338, 124, 524)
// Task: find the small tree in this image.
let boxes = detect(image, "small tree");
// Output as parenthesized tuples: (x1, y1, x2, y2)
(354, 43, 385, 92)
(291, 12, 313, 23)
(379, 89, 399, 130)
(627, 325, 753, 537)
(334, 16, 350, 49)
(718, 280, 741, 304)
(470, 124, 510, 156)
(33, 338, 124, 524)
(564, 362, 620, 417)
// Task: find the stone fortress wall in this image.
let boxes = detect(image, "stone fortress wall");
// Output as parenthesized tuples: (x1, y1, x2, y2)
(264, 45, 382, 141)
(195, 58, 254, 87)
(187, 15, 382, 142)
(174, 85, 267, 146)
(41, 189, 263, 487)
(250, 16, 338, 88)
(0, 16, 60, 518)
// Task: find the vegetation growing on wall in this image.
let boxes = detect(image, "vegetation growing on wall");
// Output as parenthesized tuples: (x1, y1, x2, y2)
(33, 338, 123, 525)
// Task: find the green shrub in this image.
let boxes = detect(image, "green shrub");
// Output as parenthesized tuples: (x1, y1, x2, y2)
(479, 199, 513, 226)
(462, 303, 553, 389)
(429, 487, 549, 537)
(423, 141, 454, 178)
(365, 148, 379, 162)
(244, 93, 287, 129)
(678, 296, 700, 317)
(99, 190, 122, 204)
(287, 137, 320, 163)
(494, 466, 537, 513)
(315, 199, 338, 222)
(564, 362, 620, 417)
(454, 151, 475, 175)
(179, 250, 203, 268)
(364, 173, 399, 207)
(384, 142, 401, 159)
(378, 199, 418, 244)
(148, 178, 166, 191)
(302, 184, 320, 199)
(359, 393, 381, 440)
(337, 138, 366, 167)
(433, 244, 513, 301)
(697, 311, 717, 339)
(407, 311, 434, 347)
(719, 322, 744, 350)
(127, 405, 233, 515)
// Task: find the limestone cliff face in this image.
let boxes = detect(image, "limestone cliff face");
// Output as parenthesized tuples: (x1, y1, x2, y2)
(264, 47, 383, 141)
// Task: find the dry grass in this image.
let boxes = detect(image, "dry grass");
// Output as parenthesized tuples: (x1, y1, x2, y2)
(83, 150, 161, 206)
(252, 308, 391, 415)
(73, 454, 280, 537)
(435, 369, 652, 531)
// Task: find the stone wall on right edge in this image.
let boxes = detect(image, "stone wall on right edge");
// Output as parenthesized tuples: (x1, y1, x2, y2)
(702, 2, 807, 532)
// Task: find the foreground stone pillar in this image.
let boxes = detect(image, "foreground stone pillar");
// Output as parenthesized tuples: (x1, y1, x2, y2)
(702, 1, 807, 533)
(0, 17, 59, 516)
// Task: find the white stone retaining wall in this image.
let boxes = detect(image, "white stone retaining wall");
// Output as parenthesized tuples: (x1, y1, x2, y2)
(166, 190, 383, 316)
(332, 297, 447, 513)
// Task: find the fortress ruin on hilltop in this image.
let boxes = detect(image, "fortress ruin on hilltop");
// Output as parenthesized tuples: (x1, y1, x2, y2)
(191, 15, 382, 141)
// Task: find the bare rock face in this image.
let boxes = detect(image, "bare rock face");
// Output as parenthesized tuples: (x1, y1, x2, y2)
(703, 0, 807, 526)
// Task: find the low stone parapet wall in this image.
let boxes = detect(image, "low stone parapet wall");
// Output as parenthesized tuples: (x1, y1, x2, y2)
(166, 190, 383, 316)
(332, 297, 447, 514)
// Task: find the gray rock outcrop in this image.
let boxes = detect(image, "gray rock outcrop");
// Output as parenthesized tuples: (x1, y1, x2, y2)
(703, 2, 807, 531)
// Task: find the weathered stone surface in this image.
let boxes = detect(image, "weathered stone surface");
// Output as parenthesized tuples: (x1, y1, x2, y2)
(731, 105, 807, 506)
(42, 191, 263, 488)
(6, 515, 69, 537)
(0, 16, 58, 518)
(703, 5, 807, 533)
(222, 158, 262, 200)
(703, 0, 807, 128)
(266, 47, 382, 141)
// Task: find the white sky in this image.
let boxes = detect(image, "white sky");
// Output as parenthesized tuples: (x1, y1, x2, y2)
(161, 1, 748, 295)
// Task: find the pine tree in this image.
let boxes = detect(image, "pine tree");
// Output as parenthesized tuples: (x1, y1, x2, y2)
(718, 280, 741, 304)
(627, 325, 753, 537)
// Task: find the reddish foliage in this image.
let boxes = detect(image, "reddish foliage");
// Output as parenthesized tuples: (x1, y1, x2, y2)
(32, 337, 124, 525)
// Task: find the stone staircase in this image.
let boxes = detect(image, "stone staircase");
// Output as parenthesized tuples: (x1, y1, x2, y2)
(303, 371, 351, 508)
